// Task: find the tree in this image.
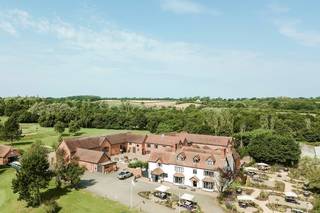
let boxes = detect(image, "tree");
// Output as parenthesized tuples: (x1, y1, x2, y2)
(54, 121, 65, 134)
(1, 115, 22, 144)
(63, 161, 85, 188)
(248, 133, 300, 165)
(291, 157, 320, 193)
(68, 120, 81, 135)
(54, 149, 85, 188)
(217, 168, 234, 192)
(12, 141, 52, 207)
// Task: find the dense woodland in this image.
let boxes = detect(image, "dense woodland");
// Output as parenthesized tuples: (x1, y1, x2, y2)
(1, 96, 319, 165)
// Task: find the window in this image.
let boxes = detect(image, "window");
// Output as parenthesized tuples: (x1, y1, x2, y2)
(207, 157, 214, 165)
(129, 142, 132, 145)
(154, 144, 158, 149)
(137, 144, 139, 147)
(158, 163, 162, 167)
(163, 173, 168, 178)
(174, 176, 184, 184)
(203, 181, 214, 190)
(193, 169, 197, 174)
(204, 170, 215, 177)
(147, 144, 151, 148)
(102, 147, 109, 153)
(193, 155, 200, 163)
(175, 166, 184, 173)
(177, 152, 186, 161)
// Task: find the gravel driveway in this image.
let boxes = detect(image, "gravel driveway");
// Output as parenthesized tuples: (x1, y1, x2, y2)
(80, 172, 225, 213)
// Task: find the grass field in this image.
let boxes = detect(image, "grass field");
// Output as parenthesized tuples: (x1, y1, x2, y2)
(0, 168, 138, 213)
(0, 116, 148, 151)
(97, 99, 201, 109)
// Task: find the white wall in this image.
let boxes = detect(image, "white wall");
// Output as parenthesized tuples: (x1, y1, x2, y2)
(148, 162, 220, 191)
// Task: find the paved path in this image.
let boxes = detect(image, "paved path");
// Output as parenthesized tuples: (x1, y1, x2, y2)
(81, 172, 225, 213)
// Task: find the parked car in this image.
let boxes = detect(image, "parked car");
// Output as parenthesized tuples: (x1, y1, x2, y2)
(9, 161, 21, 170)
(117, 170, 133, 180)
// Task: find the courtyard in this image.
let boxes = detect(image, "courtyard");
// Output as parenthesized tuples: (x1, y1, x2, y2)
(80, 171, 225, 213)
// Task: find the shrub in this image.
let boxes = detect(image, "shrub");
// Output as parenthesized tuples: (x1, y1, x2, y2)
(44, 200, 60, 213)
(128, 160, 148, 169)
(257, 191, 269, 201)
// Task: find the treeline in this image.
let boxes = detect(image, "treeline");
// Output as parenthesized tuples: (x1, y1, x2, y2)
(1, 97, 320, 143)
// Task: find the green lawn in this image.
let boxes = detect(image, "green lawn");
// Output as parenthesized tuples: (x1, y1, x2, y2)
(0, 168, 138, 213)
(0, 120, 147, 212)
(0, 120, 148, 151)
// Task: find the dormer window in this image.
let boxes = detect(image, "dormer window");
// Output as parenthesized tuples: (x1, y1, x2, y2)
(177, 152, 186, 161)
(207, 158, 214, 165)
(193, 155, 200, 163)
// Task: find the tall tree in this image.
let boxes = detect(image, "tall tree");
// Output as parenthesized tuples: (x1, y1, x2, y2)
(54, 121, 65, 135)
(68, 120, 81, 135)
(248, 133, 300, 165)
(54, 149, 85, 188)
(12, 141, 52, 207)
(1, 115, 22, 144)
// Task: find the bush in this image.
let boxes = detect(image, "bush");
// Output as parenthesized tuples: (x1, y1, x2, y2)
(128, 160, 148, 169)
(257, 191, 269, 201)
(248, 134, 300, 165)
(44, 200, 60, 213)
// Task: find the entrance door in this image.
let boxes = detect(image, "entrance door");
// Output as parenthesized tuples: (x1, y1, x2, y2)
(97, 165, 103, 173)
(193, 180, 197, 187)
(133, 147, 136, 153)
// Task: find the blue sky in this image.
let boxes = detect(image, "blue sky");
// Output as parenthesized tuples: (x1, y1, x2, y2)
(0, 0, 320, 98)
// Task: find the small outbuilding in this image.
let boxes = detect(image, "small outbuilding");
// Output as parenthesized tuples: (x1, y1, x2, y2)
(73, 148, 117, 173)
(0, 145, 20, 165)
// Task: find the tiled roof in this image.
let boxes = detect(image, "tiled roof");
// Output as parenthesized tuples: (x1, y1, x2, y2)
(74, 148, 111, 164)
(145, 134, 181, 146)
(173, 173, 184, 177)
(151, 167, 165, 175)
(176, 132, 232, 147)
(0, 145, 18, 158)
(0, 145, 11, 158)
(63, 136, 105, 153)
(105, 132, 146, 145)
(149, 147, 227, 170)
(202, 176, 215, 183)
(63, 133, 147, 152)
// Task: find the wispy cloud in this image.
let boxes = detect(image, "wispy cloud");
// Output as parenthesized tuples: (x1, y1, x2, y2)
(1, 8, 319, 97)
(276, 20, 320, 46)
(160, 0, 220, 15)
(0, 21, 17, 36)
(266, 4, 320, 47)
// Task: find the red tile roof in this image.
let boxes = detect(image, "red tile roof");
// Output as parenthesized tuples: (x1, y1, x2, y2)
(62, 133, 147, 152)
(174, 132, 232, 147)
(151, 167, 165, 175)
(0, 145, 11, 158)
(0, 145, 18, 158)
(145, 134, 181, 146)
(106, 132, 147, 145)
(149, 147, 227, 170)
(74, 148, 111, 164)
(63, 136, 105, 153)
